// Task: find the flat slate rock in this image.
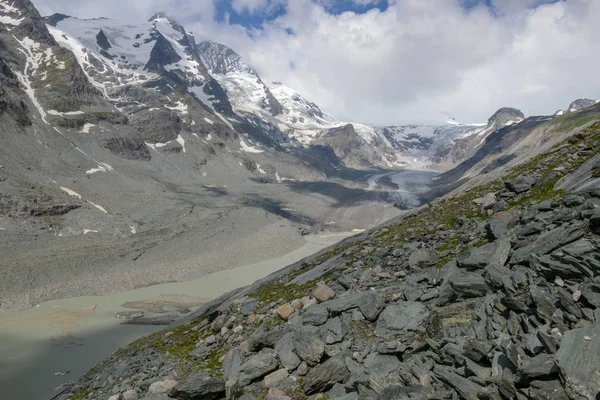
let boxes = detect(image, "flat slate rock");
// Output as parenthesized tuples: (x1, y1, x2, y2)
(555, 323, 600, 399)
(301, 351, 350, 394)
(375, 301, 429, 338)
(168, 373, 225, 400)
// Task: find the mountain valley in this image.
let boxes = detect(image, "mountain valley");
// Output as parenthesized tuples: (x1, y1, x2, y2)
(2, 1, 600, 399)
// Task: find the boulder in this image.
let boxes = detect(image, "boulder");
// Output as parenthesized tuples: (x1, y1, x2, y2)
(408, 249, 430, 268)
(147, 379, 178, 396)
(274, 333, 301, 371)
(122, 390, 138, 400)
(168, 373, 225, 400)
(481, 193, 497, 211)
(302, 351, 351, 394)
(356, 291, 385, 321)
(265, 388, 291, 400)
(301, 304, 329, 325)
(375, 301, 429, 338)
(589, 209, 600, 233)
(314, 284, 336, 302)
(262, 369, 289, 389)
(448, 270, 489, 298)
(519, 353, 558, 380)
(433, 365, 483, 399)
(322, 317, 345, 344)
(277, 304, 295, 320)
(236, 349, 279, 387)
(555, 323, 600, 399)
(293, 326, 325, 366)
(505, 175, 536, 193)
(457, 243, 497, 270)
(485, 219, 508, 241)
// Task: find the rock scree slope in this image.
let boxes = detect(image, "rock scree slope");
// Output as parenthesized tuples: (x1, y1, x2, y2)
(58, 120, 600, 399)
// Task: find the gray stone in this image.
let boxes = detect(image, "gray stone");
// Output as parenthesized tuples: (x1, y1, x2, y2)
(564, 195, 585, 207)
(211, 315, 230, 332)
(248, 325, 290, 352)
(463, 339, 493, 362)
(519, 353, 558, 380)
(301, 351, 351, 394)
(581, 281, 600, 308)
(589, 209, 600, 233)
(528, 380, 569, 400)
(555, 323, 600, 399)
(457, 243, 498, 270)
(356, 291, 385, 321)
(236, 349, 279, 387)
(223, 348, 244, 381)
(515, 222, 544, 237)
(322, 317, 345, 344)
(511, 224, 585, 264)
(537, 200, 554, 211)
(168, 373, 225, 400)
(262, 369, 289, 389)
(485, 219, 508, 241)
(433, 365, 483, 399)
(557, 287, 582, 319)
(506, 175, 536, 193)
(240, 302, 258, 316)
(301, 304, 329, 326)
(448, 270, 489, 298)
(375, 301, 430, 338)
(481, 193, 497, 210)
(408, 248, 430, 268)
(274, 333, 301, 372)
(293, 326, 325, 366)
(529, 285, 558, 323)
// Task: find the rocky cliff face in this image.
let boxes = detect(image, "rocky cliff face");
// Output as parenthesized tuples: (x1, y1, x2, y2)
(59, 120, 600, 400)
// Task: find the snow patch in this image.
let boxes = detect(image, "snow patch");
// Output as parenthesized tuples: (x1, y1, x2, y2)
(83, 229, 99, 234)
(240, 138, 264, 153)
(145, 140, 172, 150)
(88, 201, 108, 214)
(176, 134, 186, 153)
(12, 36, 48, 123)
(165, 100, 188, 115)
(203, 117, 214, 125)
(256, 164, 266, 174)
(86, 163, 114, 174)
(130, 225, 137, 234)
(80, 123, 95, 133)
(48, 110, 85, 116)
(0, 2, 23, 26)
(61, 187, 82, 199)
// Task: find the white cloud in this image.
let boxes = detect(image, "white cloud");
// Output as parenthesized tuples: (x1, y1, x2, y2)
(33, 0, 600, 125)
(230, 0, 286, 15)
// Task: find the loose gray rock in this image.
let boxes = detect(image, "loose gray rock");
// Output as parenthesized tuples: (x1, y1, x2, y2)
(555, 323, 600, 399)
(448, 270, 489, 298)
(519, 353, 558, 380)
(506, 175, 536, 193)
(433, 365, 483, 399)
(236, 349, 279, 387)
(168, 373, 225, 400)
(375, 301, 430, 338)
(408, 248, 430, 268)
(293, 326, 325, 366)
(301, 351, 350, 394)
(274, 333, 301, 371)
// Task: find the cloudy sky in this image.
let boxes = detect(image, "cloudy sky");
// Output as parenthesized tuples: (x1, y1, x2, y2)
(33, 0, 600, 125)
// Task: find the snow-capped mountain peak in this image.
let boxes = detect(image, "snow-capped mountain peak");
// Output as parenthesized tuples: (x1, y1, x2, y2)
(197, 41, 255, 76)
